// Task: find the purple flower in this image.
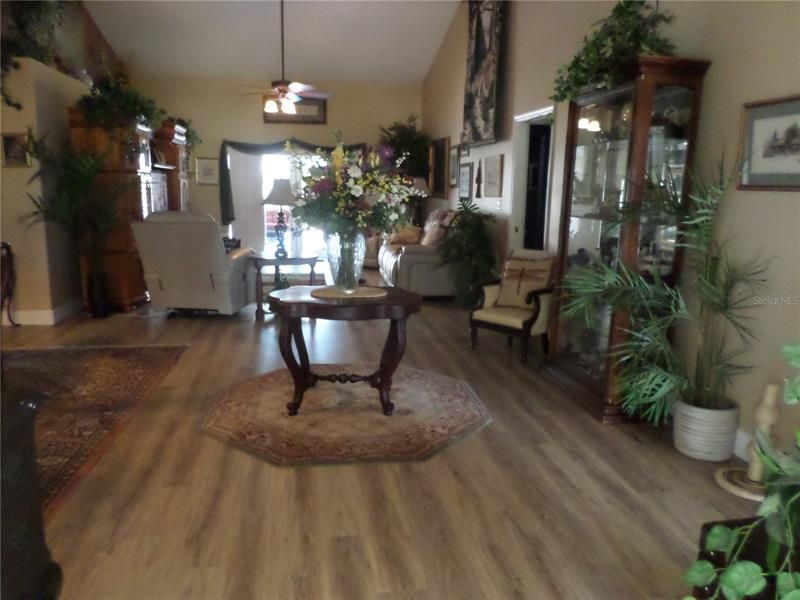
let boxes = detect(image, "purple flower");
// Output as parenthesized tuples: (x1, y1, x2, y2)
(378, 145, 395, 162)
(313, 179, 334, 195)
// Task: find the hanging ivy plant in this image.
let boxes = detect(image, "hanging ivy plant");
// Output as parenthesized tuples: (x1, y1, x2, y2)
(1, 1, 66, 109)
(76, 67, 165, 129)
(551, 0, 675, 102)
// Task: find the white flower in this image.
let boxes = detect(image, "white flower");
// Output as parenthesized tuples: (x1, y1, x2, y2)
(347, 166, 362, 179)
(388, 212, 399, 221)
(350, 184, 364, 197)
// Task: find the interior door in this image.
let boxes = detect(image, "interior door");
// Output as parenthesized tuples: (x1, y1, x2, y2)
(523, 124, 552, 249)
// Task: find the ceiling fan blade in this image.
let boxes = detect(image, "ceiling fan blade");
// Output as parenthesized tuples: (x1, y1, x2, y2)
(289, 81, 316, 93)
(299, 91, 330, 100)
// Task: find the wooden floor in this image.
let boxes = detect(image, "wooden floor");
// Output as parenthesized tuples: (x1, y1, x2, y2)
(2, 297, 753, 600)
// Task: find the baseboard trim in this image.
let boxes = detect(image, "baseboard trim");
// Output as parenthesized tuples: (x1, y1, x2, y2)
(734, 428, 751, 462)
(2, 297, 83, 326)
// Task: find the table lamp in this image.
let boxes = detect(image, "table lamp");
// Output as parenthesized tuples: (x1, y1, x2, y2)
(262, 179, 295, 259)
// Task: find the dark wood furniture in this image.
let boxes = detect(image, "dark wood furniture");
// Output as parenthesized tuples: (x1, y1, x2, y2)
(153, 120, 190, 211)
(546, 56, 710, 423)
(68, 108, 158, 310)
(1, 382, 62, 600)
(469, 280, 554, 364)
(252, 253, 319, 321)
(267, 286, 422, 416)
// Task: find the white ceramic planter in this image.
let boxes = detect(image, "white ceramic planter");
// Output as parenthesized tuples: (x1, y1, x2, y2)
(672, 400, 739, 461)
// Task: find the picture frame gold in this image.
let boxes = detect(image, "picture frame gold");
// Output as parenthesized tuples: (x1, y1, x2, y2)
(484, 154, 504, 197)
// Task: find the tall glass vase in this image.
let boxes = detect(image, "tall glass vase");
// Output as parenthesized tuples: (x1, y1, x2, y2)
(326, 231, 365, 293)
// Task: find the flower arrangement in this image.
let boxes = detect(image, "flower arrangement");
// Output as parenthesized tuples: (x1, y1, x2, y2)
(287, 141, 421, 236)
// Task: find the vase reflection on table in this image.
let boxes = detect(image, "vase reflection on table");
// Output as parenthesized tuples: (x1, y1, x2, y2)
(326, 231, 366, 294)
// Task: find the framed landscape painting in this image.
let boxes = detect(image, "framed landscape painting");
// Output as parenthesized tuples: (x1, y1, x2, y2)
(738, 95, 800, 191)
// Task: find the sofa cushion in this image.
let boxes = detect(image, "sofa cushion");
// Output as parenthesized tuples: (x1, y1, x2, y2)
(496, 254, 554, 309)
(420, 222, 447, 246)
(389, 225, 422, 245)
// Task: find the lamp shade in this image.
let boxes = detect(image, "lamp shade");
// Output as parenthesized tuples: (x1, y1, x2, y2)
(412, 176, 430, 196)
(262, 179, 296, 206)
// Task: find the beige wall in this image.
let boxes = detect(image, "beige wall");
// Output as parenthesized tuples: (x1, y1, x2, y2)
(1, 59, 87, 324)
(422, 1, 800, 445)
(132, 74, 422, 222)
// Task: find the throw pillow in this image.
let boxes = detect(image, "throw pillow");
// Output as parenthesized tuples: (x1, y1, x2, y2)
(496, 256, 554, 309)
(420, 222, 447, 246)
(389, 225, 422, 245)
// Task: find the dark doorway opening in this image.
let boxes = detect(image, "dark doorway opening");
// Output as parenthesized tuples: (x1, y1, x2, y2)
(523, 124, 552, 250)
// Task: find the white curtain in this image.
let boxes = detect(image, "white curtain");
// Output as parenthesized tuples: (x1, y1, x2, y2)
(229, 150, 267, 252)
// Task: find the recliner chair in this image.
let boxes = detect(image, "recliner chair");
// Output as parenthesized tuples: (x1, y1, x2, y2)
(131, 211, 255, 315)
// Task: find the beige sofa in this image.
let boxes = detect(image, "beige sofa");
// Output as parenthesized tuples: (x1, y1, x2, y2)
(378, 209, 457, 297)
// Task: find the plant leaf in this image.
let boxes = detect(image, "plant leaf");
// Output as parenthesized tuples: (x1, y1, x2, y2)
(719, 562, 766, 598)
(757, 493, 782, 517)
(777, 572, 800, 598)
(684, 560, 717, 587)
(705, 525, 736, 554)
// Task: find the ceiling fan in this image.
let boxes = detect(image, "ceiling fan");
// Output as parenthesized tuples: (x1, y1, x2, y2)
(243, 0, 328, 115)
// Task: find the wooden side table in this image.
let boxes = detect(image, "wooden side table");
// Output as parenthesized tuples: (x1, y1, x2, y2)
(267, 286, 422, 416)
(251, 253, 318, 320)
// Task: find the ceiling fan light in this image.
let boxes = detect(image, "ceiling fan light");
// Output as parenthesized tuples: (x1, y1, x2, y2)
(264, 98, 279, 113)
(587, 120, 601, 132)
(578, 117, 590, 129)
(280, 98, 296, 114)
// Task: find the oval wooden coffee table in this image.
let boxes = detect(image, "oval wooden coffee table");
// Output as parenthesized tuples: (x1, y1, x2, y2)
(267, 286, 422, 416)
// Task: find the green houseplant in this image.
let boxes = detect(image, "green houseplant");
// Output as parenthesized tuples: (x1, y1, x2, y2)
(439, 197, 496, 306)
(378, 115, 431, 178)
(1, 0, 65, 109)
(551, 0, 675, 102)
(76, 67, 165, 129)
(561, 166, 767, 459)
(683, 342, 799, 600)
(22, 136, 127, 317)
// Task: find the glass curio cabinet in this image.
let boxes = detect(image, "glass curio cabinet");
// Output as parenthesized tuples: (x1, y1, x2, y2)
(548, 56, 710, 423)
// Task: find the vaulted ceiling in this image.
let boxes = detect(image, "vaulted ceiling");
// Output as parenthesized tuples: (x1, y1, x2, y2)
(85, 1, 459, 84)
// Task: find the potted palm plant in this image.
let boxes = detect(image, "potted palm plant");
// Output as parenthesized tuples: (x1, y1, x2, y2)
(23, 136, 126, 317)
(561, 166, 767, 460)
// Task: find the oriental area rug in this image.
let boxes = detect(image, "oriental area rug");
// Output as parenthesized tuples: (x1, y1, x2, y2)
(202, 364, 491, 466)
(1, 345, 185, 518)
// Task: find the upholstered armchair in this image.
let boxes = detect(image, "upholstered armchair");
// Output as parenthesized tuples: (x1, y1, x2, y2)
(470, 249, 555, 363)
(131, 211, 255, 315)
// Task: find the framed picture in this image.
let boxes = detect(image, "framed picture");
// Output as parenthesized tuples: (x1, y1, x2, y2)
(484, 154, 504, 197)
(448, 144, 460, 187)
(427, 137, 449, 197)
(459, 162, 474, 201)
(195, 157, 219, 185)
(263, 96, 327, 125)
(738, 95, 800, 191)
(462, 0, 505, 148)
(2, 133, 31, 167)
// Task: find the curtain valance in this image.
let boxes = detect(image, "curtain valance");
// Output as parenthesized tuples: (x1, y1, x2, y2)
(218, 138, 365, 225)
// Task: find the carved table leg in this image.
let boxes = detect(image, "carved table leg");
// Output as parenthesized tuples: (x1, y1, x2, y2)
(372, 318, 407, 416)
(278, 316, 310, 415)
(255, 265, 265, 321)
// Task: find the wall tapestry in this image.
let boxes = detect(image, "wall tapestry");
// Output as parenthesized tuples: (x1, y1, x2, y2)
(461, 0, 504, 148)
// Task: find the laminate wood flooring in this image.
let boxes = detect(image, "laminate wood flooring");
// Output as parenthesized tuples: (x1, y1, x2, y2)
(1, 300, 753, 599)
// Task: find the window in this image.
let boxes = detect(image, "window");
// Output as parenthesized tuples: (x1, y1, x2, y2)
(261, 153, 326, 256)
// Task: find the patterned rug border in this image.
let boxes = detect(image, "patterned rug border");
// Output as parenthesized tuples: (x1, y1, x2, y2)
(201, 363, 493, 468)
(2, 344, 188, 522)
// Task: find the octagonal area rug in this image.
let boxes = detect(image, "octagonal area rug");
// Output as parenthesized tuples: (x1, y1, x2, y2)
(201, 364, 491, 465)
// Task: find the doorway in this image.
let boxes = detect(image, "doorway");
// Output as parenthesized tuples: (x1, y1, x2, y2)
(523, 123, 552, 250)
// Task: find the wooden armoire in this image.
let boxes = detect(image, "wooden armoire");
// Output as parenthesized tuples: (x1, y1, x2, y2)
(68, 109, 175, 310)
(152, 120, 189, 211)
